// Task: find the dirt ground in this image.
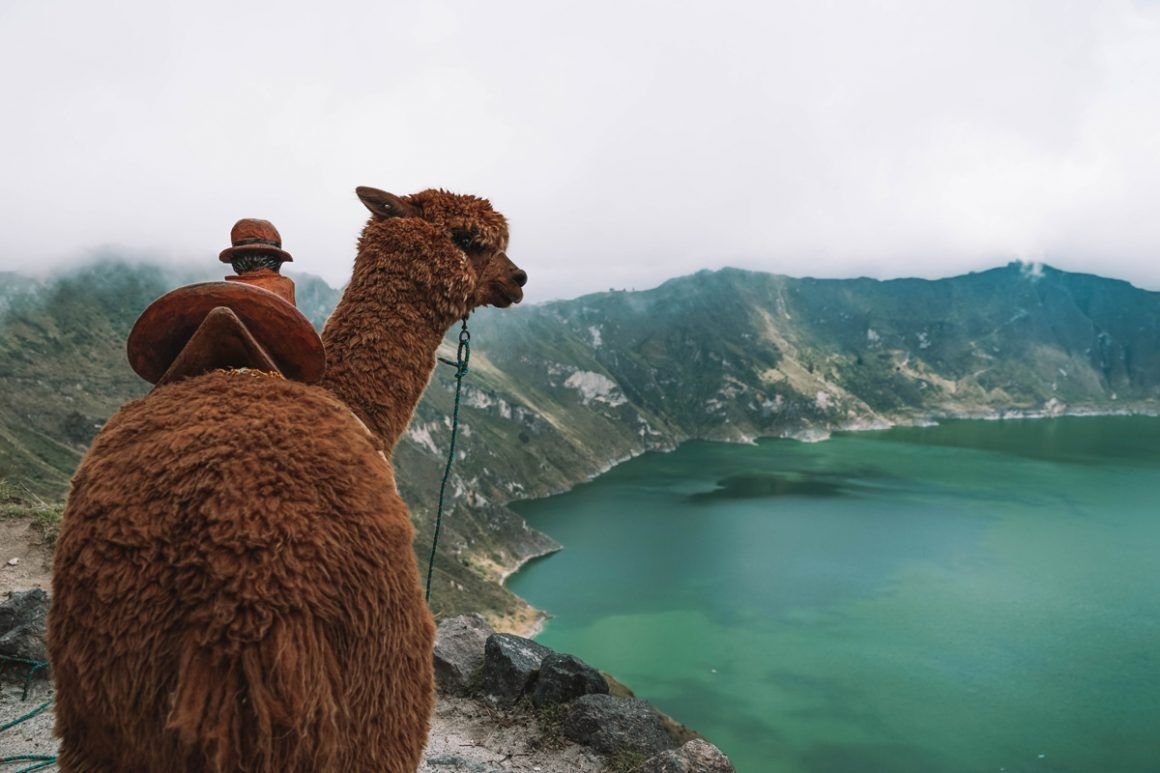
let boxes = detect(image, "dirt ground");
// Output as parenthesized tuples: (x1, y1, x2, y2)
(0, 518, 53, 594)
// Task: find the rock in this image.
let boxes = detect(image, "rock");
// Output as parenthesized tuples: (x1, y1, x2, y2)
(433, 614, 495, 696)
(480, 633, 551, 708)
(562, 694, 673, 757)
(640, 739, 736, 772)
(6, 558, 18, 566)
(424, 753, 489, 772)
(530, 652, 608, 708)
(0, 589, 49, 663)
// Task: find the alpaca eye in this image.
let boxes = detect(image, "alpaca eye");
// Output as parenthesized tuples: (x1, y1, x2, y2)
(455, 234, 475, 252)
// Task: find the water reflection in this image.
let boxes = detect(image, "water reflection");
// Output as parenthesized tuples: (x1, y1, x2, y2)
(688, 471, 858, 501)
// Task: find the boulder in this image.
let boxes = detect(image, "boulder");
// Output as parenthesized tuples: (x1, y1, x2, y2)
(641, 738, 736, 772)
(433, 614, 495, 696)
(480, 633, 551, 708)
(562, 694, 673, 756)
(530, 651, 608, 708)
(0, 589, 49, 663)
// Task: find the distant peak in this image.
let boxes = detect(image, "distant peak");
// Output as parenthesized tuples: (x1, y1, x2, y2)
(1008, 260, 1055, 280)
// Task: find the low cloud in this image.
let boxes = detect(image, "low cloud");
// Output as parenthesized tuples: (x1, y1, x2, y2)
(1, 0, 1158, 299)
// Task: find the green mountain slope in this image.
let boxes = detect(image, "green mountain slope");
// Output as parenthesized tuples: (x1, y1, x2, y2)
(409, 262, 1159, 500)
(2, 260, 1157, 623)
(0, 263, 167, 495)
(400, 262, 1160, 619)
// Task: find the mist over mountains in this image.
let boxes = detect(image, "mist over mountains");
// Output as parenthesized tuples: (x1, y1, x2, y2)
(1, 259, 1157, 620)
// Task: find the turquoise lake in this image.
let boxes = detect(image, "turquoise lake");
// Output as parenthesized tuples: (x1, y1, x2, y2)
(506, 417, 1160, 773)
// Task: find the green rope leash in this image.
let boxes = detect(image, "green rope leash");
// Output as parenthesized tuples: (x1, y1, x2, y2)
(0, 701, 50, 733)
(2, 756, 56, 772)
(0, 655, 57, 771)
(425, 318, 471, 602)
(0, 655, 46, 702)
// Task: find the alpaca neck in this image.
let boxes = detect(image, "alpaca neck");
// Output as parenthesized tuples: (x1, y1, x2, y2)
(320, 271, 461, 454)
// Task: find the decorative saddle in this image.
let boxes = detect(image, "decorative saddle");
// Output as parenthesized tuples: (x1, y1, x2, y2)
(126, 219, 326, 386)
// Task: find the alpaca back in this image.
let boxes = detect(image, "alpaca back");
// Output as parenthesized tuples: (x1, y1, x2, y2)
(48, 371, 435, 772)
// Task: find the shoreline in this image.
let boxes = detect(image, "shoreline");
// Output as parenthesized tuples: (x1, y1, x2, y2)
(492, 544, 562, 638)
(778, 400, 1160, 443)
(499, 543, 563, 585)
(492, 401, 1160, 637)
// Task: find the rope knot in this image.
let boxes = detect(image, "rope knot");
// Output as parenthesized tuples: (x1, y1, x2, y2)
(438, 318, 471, 378)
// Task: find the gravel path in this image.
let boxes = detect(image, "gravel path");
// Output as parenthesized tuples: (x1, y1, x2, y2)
(1, 681, 606, 773)
(1, 680, 56, 769)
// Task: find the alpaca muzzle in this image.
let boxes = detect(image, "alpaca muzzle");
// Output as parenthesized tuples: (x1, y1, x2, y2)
(475, 251, 527, 308)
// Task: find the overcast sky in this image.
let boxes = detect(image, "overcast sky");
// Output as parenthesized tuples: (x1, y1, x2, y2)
(1, 1, 1158, 300)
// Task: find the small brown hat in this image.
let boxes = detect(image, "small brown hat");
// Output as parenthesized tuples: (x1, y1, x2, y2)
(219, 218, 294, 264)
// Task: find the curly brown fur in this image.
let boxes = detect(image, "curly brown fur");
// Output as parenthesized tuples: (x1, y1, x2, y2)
(322, 187, 526, 452)
(404, 188, 509, 256)
(49, 372, 435, 772)
(48, 186, 524, 773)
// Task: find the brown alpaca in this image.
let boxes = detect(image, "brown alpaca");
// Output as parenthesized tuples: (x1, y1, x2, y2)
(47, 187, 526, 772)
(322, 186, 525, 450)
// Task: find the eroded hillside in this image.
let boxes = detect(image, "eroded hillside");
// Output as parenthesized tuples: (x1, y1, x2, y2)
(2, 261, 1158, 623)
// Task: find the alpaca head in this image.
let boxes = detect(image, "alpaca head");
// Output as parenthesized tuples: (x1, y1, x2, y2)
(355, 186, 527, 312)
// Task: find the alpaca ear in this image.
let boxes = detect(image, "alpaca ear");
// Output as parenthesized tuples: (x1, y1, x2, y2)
(356, 186, 418, 219)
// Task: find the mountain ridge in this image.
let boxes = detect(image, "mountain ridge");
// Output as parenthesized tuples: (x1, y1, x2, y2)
(2, 259, 1158, 625)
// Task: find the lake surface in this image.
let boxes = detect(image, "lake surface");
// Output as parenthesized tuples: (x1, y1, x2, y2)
(506, 417, 1160, 773)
